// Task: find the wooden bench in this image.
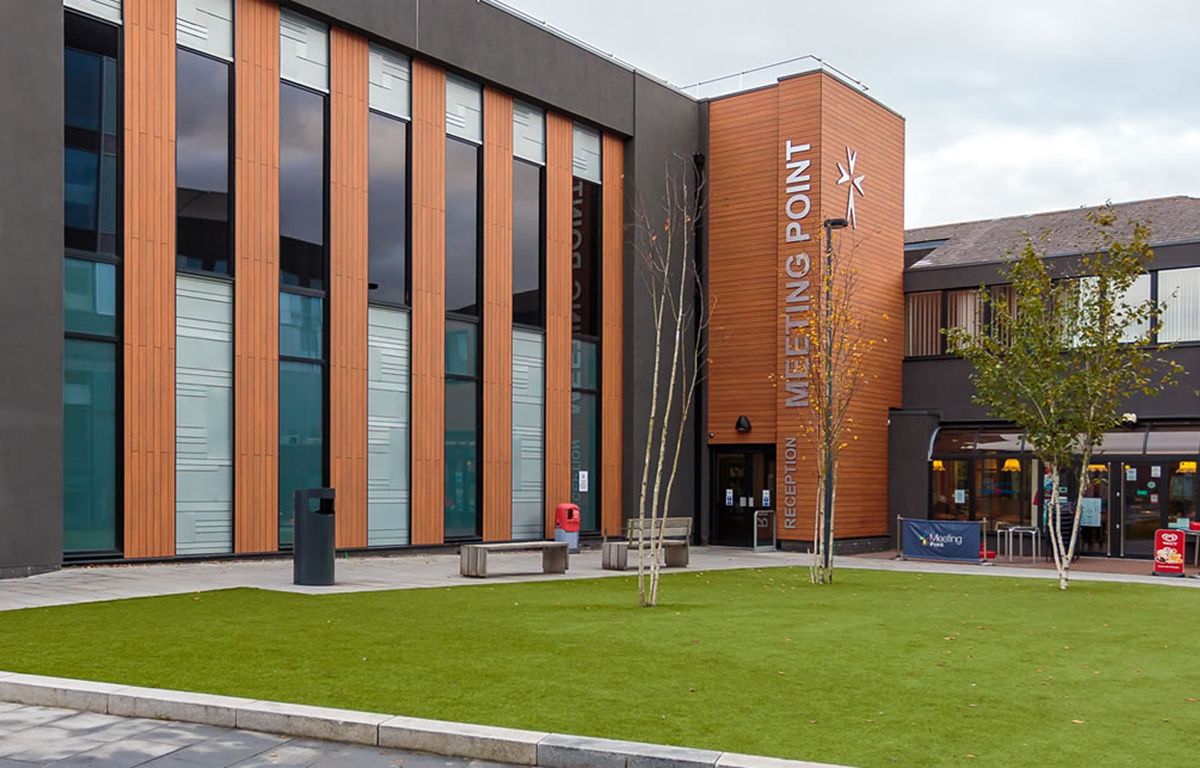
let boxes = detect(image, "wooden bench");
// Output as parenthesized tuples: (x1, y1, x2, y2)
(602, 517, 692, 571)
(460, 541, 569, 578)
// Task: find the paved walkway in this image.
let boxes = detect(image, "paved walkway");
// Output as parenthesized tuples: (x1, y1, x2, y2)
(0, 702, 512, 767)
(1, 545, 1195, 613)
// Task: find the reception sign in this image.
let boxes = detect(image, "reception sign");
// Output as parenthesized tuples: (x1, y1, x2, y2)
(902, 519, 982, 563)
(1153, 529, 1186, 577)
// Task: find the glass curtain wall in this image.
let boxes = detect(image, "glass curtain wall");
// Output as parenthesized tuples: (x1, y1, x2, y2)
(570, 128, 602, 531)
(277, 13, 330, 547)
(366, 44, 413, 547)
(443, 75, 483, 539)
(63, 10, 121, 555)
(175, 17, 234, 556)
(445, 322, 480, 538)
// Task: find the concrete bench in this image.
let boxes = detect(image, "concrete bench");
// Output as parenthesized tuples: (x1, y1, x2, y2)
(459, 541, 569, 578)
(602, 517, 692, 571)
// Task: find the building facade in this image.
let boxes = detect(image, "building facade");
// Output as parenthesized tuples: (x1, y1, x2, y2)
(0, 0, 911, 577)
(890, 197, 1200, 559)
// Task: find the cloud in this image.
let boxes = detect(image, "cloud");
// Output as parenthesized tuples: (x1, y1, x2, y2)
(505, 0, 1200, 227)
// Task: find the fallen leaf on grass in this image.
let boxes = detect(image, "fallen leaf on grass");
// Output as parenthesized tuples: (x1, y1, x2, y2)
(1072, 720, 1085, 724)
(808, 720, 819, 724)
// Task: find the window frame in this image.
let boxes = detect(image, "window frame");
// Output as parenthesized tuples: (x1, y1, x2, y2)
(367, 107, 413, 309)
(63, 9, 125, 561)
(174, 44, 235, 280)
(511, 156, 547, 331)
(444, 320, 483, 541)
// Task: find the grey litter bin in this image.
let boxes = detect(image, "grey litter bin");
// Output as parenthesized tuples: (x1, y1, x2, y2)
(293, 488, 337, 586)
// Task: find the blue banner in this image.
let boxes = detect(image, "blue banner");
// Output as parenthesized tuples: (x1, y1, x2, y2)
(901, 519, 981, 563)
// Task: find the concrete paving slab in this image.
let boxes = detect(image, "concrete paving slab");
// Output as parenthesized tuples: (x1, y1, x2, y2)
(49, 737, 185, 767)
(144, 729, 288, 766)
(0, 704, 76, 731)
(139, 720, 237, 747)
(378, 714, 546, 764)
(235, 700, 392, 745)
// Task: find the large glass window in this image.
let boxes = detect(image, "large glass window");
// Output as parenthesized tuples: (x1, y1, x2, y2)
(1158, 267, 1200, 343)
(63, 339, 118, 553)
(446, 137, 481, 316)
(512, 330, 545, 540)
(176, 48, 231, 275)
(1117, 272, 1152, 343)
(279, 82, 327, 290)
(445, 321, 480, 539)
(513, 159, 544, 327)
(64, 258, 117, 337)
(946, 289, 982, 340)
(572, 178, 601, 337)
(64, 13, 120, 256)
(368, 307, 411, 546)
(368, 112, 410, 306)
(931, 459, 970, 520)
(278, 360, 324, 548)
(64, 11, 121, 557)
(974, 458, 1027, 526)
(572, 339, 600, 532)
(904, 292, 941, 357)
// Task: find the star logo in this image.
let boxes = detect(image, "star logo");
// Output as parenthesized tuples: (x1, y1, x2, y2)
(836, 147, 866, 228)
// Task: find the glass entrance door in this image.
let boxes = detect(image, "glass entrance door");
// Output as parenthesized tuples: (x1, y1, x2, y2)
(1121, 463, 1166, 558)
(712, 447, 776, 547)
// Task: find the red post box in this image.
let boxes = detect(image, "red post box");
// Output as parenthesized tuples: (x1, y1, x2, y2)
(555, 503, 581, 533)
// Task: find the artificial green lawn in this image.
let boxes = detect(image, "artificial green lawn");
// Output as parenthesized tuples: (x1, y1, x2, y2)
(1, 568, 1198, 766)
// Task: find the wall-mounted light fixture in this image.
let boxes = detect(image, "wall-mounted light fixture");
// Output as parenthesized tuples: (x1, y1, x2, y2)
(735, 415, 752, 433)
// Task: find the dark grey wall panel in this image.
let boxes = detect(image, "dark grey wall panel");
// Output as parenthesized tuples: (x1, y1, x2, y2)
(295, 0, 635, 135)
(0, 0, 64, 575)
(904, 350, 1200, 423)
(623, 74, 703, 523)
(888, 410, 941, 529)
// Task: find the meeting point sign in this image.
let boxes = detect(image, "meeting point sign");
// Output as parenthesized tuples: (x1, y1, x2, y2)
(901, 519, 981, 563)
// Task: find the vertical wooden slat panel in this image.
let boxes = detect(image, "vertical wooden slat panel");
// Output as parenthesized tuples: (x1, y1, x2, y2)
(544, 112, 573, 537)
(329, 28, 370, 549)
(124, 0, 176, 558)
(410, 60, 447, 545)
(482, 88, 514, 542)
(600, 134, 624, 538)
(234, 0, 280, 553)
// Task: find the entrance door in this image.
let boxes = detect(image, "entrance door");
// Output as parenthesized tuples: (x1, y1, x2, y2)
(1121, 463, 1166, 558)
(712, 447, 776, 547)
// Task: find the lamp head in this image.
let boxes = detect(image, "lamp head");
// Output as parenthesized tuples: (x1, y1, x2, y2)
(824, 218, 849, 230)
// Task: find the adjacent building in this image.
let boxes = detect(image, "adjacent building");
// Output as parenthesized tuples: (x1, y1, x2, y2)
(891, 197, 1200, 558)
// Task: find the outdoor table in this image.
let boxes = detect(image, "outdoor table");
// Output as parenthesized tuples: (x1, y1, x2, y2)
(1004, 526, 1039, 562)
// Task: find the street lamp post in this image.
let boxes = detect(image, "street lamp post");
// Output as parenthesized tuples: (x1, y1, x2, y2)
(821, 217, 848, 579)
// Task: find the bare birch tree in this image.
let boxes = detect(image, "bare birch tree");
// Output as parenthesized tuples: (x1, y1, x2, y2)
(798, 232, 884, 585)
(633, 154, 711, 607)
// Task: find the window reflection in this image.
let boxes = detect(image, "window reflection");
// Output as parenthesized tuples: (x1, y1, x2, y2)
(279, 82, 326, 289)
(368, 112, 409, 306)
(513, 159, 544, 327)
(176, 48, 231, 274)
(445, 137, 480, 316)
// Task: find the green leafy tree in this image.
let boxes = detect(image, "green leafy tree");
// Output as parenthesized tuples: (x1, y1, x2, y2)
(948, 206, 1182, 589)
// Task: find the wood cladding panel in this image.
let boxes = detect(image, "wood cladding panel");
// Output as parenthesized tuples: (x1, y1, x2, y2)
(482, 88, 514, 542)
(600, 133, 624, 537)
(123, 0, 176, 559)
(706, 88, 779, 446)
(544, 112, 573, 537)
(774, 75, 823, 543)
(707, 72, 904, 544)
(233, 0, 280, 554)
(815, 76, 905, 539)
(329, 28, 370, 549)
(410, 60, 447, 545)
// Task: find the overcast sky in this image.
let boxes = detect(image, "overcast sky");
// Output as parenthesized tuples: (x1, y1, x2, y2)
(505, 0, 1200, 229)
